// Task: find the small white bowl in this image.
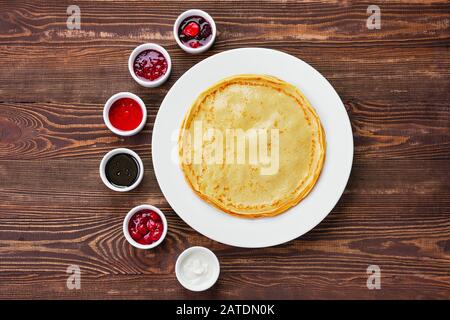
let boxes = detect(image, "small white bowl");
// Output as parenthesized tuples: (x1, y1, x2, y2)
(173, 9, 216, 54)
(99, 148, 144, 192)
(103, 92, 147, 136)
(123, 204, 168, 250)
(175, 246, 220, 291)
(128, 43, 172, 87)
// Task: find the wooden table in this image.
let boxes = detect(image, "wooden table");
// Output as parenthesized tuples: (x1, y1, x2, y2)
(0, 0, 449, 300)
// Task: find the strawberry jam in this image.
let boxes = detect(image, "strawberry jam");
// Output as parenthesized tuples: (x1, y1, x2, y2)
(133, 49, 168, 81)
(178, 16, 212, 49)
(108, 98, 143, 131)
(128, 209, 164, 245)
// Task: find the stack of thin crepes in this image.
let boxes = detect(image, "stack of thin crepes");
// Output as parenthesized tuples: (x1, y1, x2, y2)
(179, 75, 325, 218)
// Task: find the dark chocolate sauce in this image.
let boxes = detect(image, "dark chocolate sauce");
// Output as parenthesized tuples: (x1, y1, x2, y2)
(105, 153, 139, 188)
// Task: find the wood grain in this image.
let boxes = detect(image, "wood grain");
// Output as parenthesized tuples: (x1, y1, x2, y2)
(0, 99, 449, 161)
(0, 0, 449, 299)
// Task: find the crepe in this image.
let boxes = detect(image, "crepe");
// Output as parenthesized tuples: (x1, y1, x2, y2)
(178, 74, 325, 218)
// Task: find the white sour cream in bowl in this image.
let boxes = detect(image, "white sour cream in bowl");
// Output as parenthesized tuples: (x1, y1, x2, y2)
(175, 246, 220, 291)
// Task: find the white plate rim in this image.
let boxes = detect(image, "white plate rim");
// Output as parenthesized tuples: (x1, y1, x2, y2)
(152, 47, 353, 248)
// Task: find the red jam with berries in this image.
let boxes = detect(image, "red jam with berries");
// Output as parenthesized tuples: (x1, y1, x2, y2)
(133, 49, 168, 81)
(108, 98, 143, 131)
(128, 209, 164, 245)
(177, 16, 213, 49)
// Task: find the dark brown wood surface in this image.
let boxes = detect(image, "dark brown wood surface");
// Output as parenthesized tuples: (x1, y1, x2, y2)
(0, 0, 449, 299)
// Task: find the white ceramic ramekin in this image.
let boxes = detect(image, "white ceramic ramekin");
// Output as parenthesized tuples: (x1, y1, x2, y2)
(99, 148, 144, 192)
(103, 92, 147, 136)
(123, 204, 168, 249)
(173, 9, 216, 54)
(175, 246, 220, 291)
(128, 43, 172, 87)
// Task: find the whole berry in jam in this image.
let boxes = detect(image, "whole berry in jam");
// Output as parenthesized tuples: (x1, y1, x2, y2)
(200, 24, 212, 39)
(137, 223, 148, 235)
(151, 229, 162, 242)
(142, 233, 154, 245)
(150, 212, 161, 222)
(130, 229, 142, 240)
(147, 219, 156, 231)
(183, 22, 200, 37)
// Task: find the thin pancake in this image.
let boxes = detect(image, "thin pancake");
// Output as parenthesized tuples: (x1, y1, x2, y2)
(179, 74, 326, 218)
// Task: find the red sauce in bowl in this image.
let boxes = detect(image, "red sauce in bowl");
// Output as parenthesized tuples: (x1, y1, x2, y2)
(133, 49, 168, 81)
(108, 98, 143, 131)
(128, 209, 164, 245)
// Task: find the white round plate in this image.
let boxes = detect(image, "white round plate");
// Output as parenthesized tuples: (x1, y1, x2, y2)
(152, 48, 353, 248)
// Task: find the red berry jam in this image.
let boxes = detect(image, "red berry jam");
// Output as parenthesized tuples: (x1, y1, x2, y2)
(108, 98, 143, 131)
(178, 16, 213, 49)
(128, 209, 164, 245)
(133, 49, 168, 81)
